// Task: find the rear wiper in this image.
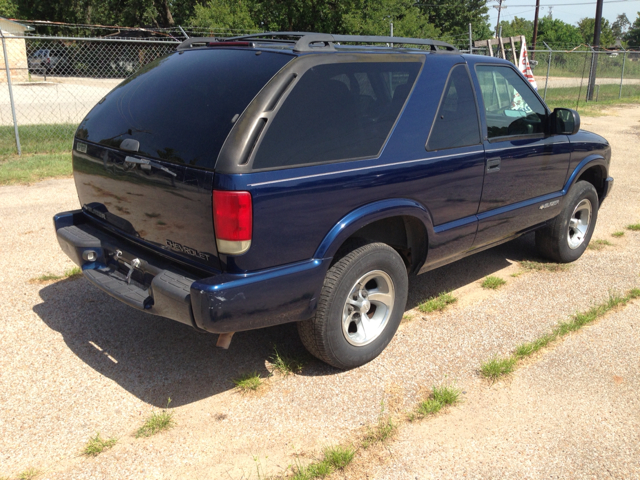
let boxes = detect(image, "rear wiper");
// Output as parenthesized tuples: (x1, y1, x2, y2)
(125, 156, 177, 177)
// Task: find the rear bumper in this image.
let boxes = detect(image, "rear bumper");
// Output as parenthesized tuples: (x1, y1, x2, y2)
(54, 210, 331, 333)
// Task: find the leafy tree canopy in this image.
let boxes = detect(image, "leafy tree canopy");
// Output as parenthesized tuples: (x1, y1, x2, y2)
(626, 12, 640, 46)
(537, 17, 583, 48)
(612, 13, 630, 40)
(577, 17, 615, 47)
(498, 16, 533, 45)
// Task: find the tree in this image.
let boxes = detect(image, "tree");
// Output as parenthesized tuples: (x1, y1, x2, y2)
(498, 16, 533, 45)
(420, 0, 492, 41)
(10, 0, 194, 28)
(342, 0, 439, 39)
(612, 13, 630, 40)
(577, 17, 615, 47)
(0, 0, 18, 18)
(536, 17, 582, 47)
(626, 12, 640, 46)
(191, 0, 258, 32)
(249, 0, 355, 34)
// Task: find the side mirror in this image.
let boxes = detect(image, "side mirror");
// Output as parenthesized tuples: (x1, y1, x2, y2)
(550, 108, 580, 135)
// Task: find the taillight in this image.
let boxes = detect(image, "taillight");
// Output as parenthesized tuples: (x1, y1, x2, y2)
(213, 190, 252, 255)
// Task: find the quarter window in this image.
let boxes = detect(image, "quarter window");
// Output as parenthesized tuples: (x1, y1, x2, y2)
(426, 65, 481, 151)
(253, 62, 422, 170)
(476, 65, 547, 139)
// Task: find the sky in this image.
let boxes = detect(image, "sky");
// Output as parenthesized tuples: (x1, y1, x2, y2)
(486, 0, 640, 28)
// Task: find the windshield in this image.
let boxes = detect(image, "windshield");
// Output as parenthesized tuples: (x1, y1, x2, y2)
(76, 48, 293, 169)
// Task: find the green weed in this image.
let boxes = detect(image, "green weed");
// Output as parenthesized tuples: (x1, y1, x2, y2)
(16, 468, 40, 480)
(269, 346, 304, 375)
(232, 372, 262, 392)
(418, 292, 457, 313)
(611, 231, 625, 238)
(480, 356, 517, 381)
(31, 266, 82, 283)
(323, 445, 355, 470)
(135, 399, 174, 438)
(83, 433, 117, 456)
(481, 276, 506, 289)
(481, 288, 640, 380)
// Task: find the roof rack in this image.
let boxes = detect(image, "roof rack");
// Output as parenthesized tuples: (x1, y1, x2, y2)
(177, 32, 457, 53)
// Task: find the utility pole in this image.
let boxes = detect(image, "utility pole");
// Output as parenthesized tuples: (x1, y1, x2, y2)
(493, 0, 507, 37)
(469, 23, 473, 54)
(587, 0, 604, 100)
(531, 0, 540, 59)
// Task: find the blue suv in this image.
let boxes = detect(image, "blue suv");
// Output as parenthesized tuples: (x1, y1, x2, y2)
(55, 33, 613, 369)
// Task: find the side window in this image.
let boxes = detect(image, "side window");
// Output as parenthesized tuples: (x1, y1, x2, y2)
(426, 65, 481, 151)
(475, 65, 547, 139)
(252, 61, 422, 170)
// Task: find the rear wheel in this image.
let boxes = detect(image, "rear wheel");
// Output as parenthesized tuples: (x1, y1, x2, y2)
(298, 242, 408, 369)
(536, 180, 598, 263)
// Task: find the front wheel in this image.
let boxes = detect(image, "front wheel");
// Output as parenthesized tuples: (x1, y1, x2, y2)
(298, 242, 408, 369)
(535, 180, 599, 263)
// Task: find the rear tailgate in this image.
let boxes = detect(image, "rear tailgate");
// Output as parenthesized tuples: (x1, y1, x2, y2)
(72, 47, 293, 271)
(73, 142, 219, 269)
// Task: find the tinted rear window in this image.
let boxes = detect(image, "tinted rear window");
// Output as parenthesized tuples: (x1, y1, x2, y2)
(76, 49, 292, 169)
(253, 61, 422, 170)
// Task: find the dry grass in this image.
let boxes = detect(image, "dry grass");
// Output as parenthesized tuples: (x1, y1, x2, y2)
(520, 260, 570, 272)
(588, 239, 613, 250)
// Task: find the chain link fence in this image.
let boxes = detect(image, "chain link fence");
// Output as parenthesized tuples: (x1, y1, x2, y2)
(529, 48, 640, 105)
(0, 30, 639, 158)
(0, 33, 178, 156)
(472, 44, 640, 106)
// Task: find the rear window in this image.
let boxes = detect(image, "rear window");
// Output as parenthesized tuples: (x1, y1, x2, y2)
(253, 61, 422, 170)
(76, 49, 292, 169)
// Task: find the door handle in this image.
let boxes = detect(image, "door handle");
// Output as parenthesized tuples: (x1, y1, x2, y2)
(486, 157, 501, 173)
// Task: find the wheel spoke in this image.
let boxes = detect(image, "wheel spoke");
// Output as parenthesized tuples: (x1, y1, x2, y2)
(347, 298, 362, 308)
(356, 314, 371, 339)
(368, 291, 393, 306)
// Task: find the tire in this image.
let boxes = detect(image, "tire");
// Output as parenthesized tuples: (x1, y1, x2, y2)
(535, 180, 599, 263)
(298, 242, 408, 369)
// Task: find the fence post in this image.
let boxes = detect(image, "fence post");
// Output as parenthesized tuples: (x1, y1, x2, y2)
(619, 48, 626, 99)
(0, 30, 21, 156)
(543, 42, 552, 102)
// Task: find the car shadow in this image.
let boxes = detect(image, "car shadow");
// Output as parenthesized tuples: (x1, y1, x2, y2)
(406, 232, 538, 310)
(33, 233, 539, 405)
(34, 278, 310, 408)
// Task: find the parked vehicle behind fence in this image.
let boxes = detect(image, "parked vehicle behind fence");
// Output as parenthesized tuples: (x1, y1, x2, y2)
(27, 47, 69, 74)
(54, 33, 612, 369)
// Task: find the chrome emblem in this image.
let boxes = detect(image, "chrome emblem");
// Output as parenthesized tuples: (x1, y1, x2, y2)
(539, 200, 560, 210)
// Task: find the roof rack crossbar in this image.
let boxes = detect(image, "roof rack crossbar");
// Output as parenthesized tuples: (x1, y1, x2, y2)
(176, 32, 457, 53)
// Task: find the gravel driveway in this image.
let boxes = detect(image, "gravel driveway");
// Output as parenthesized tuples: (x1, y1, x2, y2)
(0, 106, 639, 479)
